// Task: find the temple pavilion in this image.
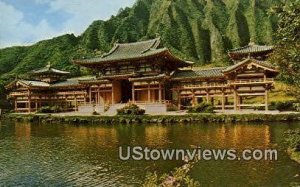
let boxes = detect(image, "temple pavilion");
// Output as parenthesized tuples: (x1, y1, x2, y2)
(6, 38, 278, 113)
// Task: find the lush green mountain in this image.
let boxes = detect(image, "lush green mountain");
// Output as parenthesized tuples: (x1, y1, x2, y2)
(0, 0, 281, 107)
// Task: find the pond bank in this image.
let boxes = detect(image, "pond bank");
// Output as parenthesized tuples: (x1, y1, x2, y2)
(3, 113, 300, 125)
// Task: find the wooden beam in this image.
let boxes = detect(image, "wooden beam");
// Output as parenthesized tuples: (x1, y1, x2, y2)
(239, 104, 266, 107)
(206, 89, 209, 102)
(111, 85, 114, 105)
(14, 100, 17, 112)
(233, 88, 237, 111)
(222, 92, 225, 111)
(35, 100, 38, 111)
(159, 83, 162, 103)
(132, 83, 135, 103)
(238, 93, 266, 96)
(177, 90, 181, 109)
(237, 73, 265, 77)
(28, 89, 31, 113)
(75, 95, 77, 111)
(89, 87, 92, 104)
(98, 90, 101, 104)
(148, 83, 151, 103)
(265, 89, 269, 111)
(191, 89, 195, 106)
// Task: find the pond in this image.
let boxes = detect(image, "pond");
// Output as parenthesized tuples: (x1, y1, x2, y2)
(0, 120, 299, 186)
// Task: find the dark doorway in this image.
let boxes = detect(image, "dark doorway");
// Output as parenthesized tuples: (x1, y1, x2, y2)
(181, 98, 192, 109)
(121, 80, 132, 103)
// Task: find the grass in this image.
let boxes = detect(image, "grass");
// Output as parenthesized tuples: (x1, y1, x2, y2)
(244, 81, 297, 104)
(269, 82, 297, 102)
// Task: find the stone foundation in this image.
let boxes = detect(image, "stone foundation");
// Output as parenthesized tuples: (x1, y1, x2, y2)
(78, 104, 105, 113)
(142, 104, 167, 114)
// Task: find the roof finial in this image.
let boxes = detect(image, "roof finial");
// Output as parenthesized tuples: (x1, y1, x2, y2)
(114, 39, 119, 45)
(248, 53, 251, 59)
(249, 38, 255, 46)
(46, 61, 51, 68)
(15, 74, 19, 80)
(155, 32, 161, 38)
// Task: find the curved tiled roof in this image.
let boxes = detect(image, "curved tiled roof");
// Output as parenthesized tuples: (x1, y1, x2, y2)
(129, 74, 168, 82)
(73, 38, 192, 67)
(228, 43, 273, 61)
(172, 67, 226, 80)
(228, 43, 273, 54)
(32, 64, 70, 75)
(10, 77, 94, 89)
(102, 38, 161, 58)
(51, 79, 81, 88)
(223, 58, 277, 73)
(74, 38, 162, 63)
(19, 80, 50, 87)
(51, 77, 95, 88)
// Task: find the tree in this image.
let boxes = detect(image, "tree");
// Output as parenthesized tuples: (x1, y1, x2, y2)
(270, 0, 300, 99)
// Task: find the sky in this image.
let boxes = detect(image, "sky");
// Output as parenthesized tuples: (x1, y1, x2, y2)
(0, 0, 136, 48)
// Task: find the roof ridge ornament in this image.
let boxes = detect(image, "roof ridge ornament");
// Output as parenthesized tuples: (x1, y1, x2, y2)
(248, 38, 255, 46)
(46, 61, 52, 69)
(247, 53, 251, 59)
(141, 37, 161, 54)
(101, 43, 119, 58)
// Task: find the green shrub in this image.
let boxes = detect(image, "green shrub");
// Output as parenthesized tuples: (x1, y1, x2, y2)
(104, 104, 110, 112)
(270, 101, 296, 111)
(143, 153, 200, 186)
(51, 106, 63, 113)
(117, 103, 145, 115)
(38, 106, 52, 113)
(253, 106, 266, 111)
(285, 129, 300, 151)
(92, 111, 100, 115)
(167, 103, 178, 111)
(293, 103, 300, 112)
(269, 102, 277, 110)
(37, 106, 63, 113)
(187, 102, 215, 113)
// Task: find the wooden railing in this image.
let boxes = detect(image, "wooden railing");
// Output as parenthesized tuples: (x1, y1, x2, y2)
(228, 78, 274, 84)
(173, 78, 275, 90)
(10, 92, 29, 96)
(176, 83, 228, 89)
(10, 91, 87, 97)
(133, 100, 170, 105)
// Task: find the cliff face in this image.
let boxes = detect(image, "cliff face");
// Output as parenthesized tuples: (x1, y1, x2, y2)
(0, 0, 279, 82)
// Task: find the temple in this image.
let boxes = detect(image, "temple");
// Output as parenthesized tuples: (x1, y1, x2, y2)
(6, 38, 278, 114)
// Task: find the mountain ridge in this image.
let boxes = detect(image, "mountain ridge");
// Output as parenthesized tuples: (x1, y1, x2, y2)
(0, 0, 280, 83)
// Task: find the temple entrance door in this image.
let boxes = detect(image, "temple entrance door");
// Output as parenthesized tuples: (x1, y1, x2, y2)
(120, 80, 132, 103)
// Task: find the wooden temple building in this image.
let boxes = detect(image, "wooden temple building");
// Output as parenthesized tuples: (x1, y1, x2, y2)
(6, 38, 278, 113)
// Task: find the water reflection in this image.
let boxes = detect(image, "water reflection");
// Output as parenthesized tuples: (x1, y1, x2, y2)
(14, 122, 32, 141)
(65, 126, 118, 148)
(145, 126, 170, 147)
(0, 120, 299, 186)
